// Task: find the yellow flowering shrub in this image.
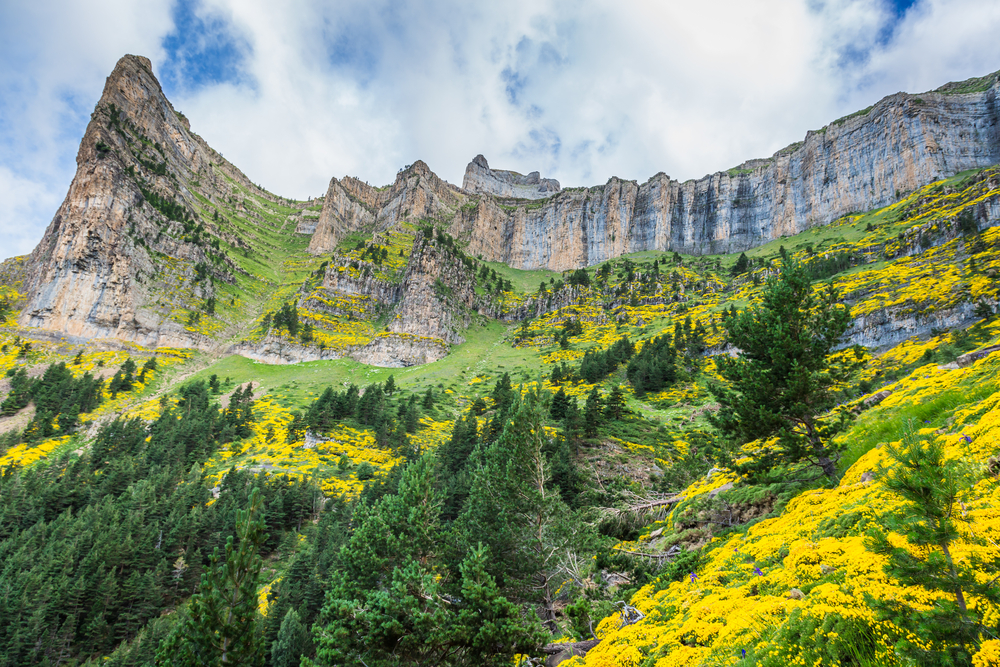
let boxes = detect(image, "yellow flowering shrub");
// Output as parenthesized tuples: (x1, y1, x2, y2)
(582, 337, 1000, 666)
(0, 435, 72, 468)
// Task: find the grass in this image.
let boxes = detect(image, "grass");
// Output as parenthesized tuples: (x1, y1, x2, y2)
(933, 70, 999, 95)
(838, 372, 999, 476)
(178, 320, 533, 413)
(477, 259, 560, 293)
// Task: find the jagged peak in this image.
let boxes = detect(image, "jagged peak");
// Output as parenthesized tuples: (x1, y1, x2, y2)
(101, 54, 162, 101)
(399, 159, 434, 178)
(462, 155, 560, 199)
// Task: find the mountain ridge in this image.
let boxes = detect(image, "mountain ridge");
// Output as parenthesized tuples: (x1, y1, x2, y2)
(8, 54, 1000, 362)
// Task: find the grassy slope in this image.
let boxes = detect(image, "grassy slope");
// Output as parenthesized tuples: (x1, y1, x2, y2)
(2, 165, 1000, 664)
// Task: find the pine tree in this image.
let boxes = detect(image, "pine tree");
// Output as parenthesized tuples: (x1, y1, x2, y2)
(405, 395, 420, 432)
(731, 252, 750, 275)
(156, 488, 267, 666)
(471, 396, 487, 416)
(584, 388, 603, 437)
(549, 387, 570, 420)
(459, 391, 583, 632)
(286, 412, 306, 444)
(563, 400, 583, 450)
(864, 432, 998, 664)
(709, 258, 852, 480)
(604, 385, 626, 421)
(271, 608, 308, 667)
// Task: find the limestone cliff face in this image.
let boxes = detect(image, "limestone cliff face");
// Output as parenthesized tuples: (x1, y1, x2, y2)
(311, 71, 1000, 272)
(20, 54, 283, 346)
(386, 235, 479, 345)
(452, 75, 1000, 270)
(309, 162, 466, 254)
(307, 178, 376, 254)
(462, 154, 560, 199)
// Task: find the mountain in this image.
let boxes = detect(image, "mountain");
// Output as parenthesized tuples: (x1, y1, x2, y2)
(19, 55, 289, 347)
(1, 53, 1000, 667)
(13, 56, 1000, 366)
(453, 76, 1000, 270)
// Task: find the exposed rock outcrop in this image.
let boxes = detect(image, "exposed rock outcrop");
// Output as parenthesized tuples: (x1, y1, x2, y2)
(19, 54, 289, 346)
(310, 70, 1000, 272)
(309, 162, 465, 254)
(462, 154, 560, 199)
(452, 75, 1000, 270)
(449, 74, 1000, 270)
(228, 331, 447, 368)
(386, 236, 478, 344)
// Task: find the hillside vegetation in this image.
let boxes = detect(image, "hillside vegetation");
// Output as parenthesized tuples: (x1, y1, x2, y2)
(0, 164, 999, 666)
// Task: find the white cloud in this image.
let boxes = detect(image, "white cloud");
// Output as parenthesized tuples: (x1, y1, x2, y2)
(0, 167, 66, 257)
(2, 0, 1000, 260)
(0, 0, 173, 259)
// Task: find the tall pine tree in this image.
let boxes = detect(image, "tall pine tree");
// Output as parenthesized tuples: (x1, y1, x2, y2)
(710, 258, 852, 480)
(156, 488, 267, 666)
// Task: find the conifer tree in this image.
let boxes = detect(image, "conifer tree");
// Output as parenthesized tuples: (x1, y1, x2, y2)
(865, 433, 999, 664)
(311, 455, 542, 666)
(471, 396, 487, 416)
(731, 252, 750, 275)
(710, 258, 852, 480)
(271, 609, 308, 667)
(584, 388, 603, 437)
(156, 488, 266, 666)
(562, 400, 583, 449)
(405, 394, 420, 432)
(604, 385, 626, 421)
(549, 387, 570, 420)
(459, 391, 583, 632)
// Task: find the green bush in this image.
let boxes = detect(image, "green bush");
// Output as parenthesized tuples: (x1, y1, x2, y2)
(754, 610, 878, 666)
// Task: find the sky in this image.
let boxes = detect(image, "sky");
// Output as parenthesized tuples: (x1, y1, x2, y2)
(2, 0, 1000, 259)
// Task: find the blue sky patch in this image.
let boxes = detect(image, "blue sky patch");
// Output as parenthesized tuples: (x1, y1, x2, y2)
(160, 0, 249, 95)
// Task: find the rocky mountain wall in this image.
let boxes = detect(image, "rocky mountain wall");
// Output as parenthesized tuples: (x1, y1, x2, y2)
(20, 54, 315, 348)
(309, 161, 466, 253)
(386, 234, 479, 344)
(449, 76, 1000, 270)
(20, 55, 216, 345)
(462, 154, 560, 199)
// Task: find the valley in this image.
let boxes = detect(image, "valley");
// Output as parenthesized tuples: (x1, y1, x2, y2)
(0, 55, 999, 667)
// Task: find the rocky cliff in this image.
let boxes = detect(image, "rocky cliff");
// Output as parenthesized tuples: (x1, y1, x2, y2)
(308, 162, 465, 254)
(450, 74, 1000, 270)
(462, 154, 560, 199)
(307, 70, 1000, 272)
(19, 54, 293, 346)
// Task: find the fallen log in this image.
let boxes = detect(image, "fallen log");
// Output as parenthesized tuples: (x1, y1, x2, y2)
(541, 639, 601, 655)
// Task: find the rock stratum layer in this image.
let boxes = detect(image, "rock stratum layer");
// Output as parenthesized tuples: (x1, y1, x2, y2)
(312, 71, 1000, 271)
(13, 54, 1000, 364)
